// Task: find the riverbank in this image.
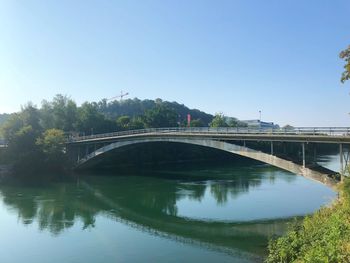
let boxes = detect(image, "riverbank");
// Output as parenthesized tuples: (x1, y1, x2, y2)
(266, 178, 350, 262)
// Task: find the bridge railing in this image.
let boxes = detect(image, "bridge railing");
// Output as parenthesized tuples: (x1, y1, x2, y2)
(68, 127, 350, 142)
(0, 138, 7, 148)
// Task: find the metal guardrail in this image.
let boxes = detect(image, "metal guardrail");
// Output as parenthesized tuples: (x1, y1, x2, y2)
(0, 138, 7, 148)
(68, 127, 350, 143)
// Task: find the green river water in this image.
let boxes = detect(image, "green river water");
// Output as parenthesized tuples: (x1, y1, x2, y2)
(0, 159, 337, 262)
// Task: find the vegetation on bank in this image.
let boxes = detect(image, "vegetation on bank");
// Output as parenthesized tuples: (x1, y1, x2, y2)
(0, 96, 248, 178)
(266, 179, 350, 262)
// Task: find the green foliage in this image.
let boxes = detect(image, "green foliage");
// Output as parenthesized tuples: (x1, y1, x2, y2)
(36, 129, 66, 171)
(209, 113, 228, 127)
(21, 103, 42, 133)
(0, 113, 11, 128)
(0, 94, 246, 180)
(2, 105, 68, 177)
(190, 119, 204, 127)
(36, 129, 65, 156)
(143, 105, 178, 128)
(129, 117, 145, 130)
(100, 98, 213, 126)
(40, 95, 78, 131)
(115, 115, 146, 130)
(1, 114, 23, 142)
(227, 117, 248, 127)
(76, 102, 116, 134)
(340, 45, 350, 83)
(116, 115, 131, 130)
(266, 178, 350, 263)
(5, 124, 43, 176)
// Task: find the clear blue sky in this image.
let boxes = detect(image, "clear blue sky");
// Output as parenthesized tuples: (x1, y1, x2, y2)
(0, 0, 349, 126)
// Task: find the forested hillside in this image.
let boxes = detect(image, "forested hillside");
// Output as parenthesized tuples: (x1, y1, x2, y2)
(96, 98, 213, 126)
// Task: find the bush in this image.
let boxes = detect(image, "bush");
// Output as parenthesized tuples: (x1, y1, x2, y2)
(266, 178, 350, 263)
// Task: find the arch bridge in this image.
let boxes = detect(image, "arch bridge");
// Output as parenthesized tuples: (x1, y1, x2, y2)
(66, 127, 350, 188)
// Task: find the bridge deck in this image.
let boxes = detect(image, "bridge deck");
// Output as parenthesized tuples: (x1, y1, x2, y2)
(67, 127, 350, 145)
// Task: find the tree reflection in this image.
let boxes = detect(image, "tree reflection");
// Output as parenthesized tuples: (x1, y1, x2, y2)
(0, 165, 282, 234)
(0, 184, 100, 235)
(0, 163, 296, 258)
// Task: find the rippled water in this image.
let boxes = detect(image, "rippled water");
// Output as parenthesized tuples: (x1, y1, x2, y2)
(0, 160, 336, 262)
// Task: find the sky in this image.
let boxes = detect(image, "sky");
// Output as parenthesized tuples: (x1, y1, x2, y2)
(0, 0, 349, 126)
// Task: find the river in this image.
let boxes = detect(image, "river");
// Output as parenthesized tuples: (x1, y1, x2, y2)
(0, 156, 337, 262)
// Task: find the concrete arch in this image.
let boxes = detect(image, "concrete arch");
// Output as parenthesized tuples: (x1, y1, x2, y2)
(77, 137, 337, 188)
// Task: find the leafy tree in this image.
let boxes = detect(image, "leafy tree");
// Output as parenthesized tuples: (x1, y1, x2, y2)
(1, 114, 23, 142)
(116, 116, 131, 130)
(209, 113, 228, 127)
(0, 113, 11, 127)
(37, 129, 65, 156)
(21, 103, 42, 134)
(129, 117, 145, 130)
(143, 105, 178, 128)
(2, 104, 42, 145)
(227, 117, 248, 128)
(36, 129, 66, 170)
(190, 119, 204, 127)
(77, 102, 115, 134)
(40, 95, 78, 131)
(6, 125, 43, 176)
(340, 45, 350, 83)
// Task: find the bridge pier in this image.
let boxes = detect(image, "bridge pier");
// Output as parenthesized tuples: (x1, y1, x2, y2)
(302, 143, 305, 168)
(270, 141, 274, 155)
(339, 143, 350, 181)
(340, 144, 343, 179)
(313, 145, 317, 163)
(77, 146, 80, 162)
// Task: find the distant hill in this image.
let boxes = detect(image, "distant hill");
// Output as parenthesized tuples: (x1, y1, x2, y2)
(97, 98, 214, 126)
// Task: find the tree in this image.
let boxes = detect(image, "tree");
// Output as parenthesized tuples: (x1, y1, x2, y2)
(209, 113, 228, 127)
(129, 117, 145, 130)
(282, 124, 294, 130)
(77, 102, 115, 134)
(116, 116, 131, 130)
(227, 117, 248, 128)
(340, 45, 350, 83)
(1, 114, 23, 142)
(36, 129, 66, 170)
(5, 125, 43, 176)
(40, 95, 78, 131)
(20, 104, 42, 137)
(37, 129, 65, 156)
(190, 119, 204, 127)
(143, 105, 178, 128)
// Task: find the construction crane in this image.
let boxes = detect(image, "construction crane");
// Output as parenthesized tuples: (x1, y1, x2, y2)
(107, 91, 129, 102)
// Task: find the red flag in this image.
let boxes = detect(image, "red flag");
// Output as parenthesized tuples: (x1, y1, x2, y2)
(187, 114, 191, 127)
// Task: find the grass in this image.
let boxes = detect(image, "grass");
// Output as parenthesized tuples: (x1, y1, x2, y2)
(266, 178, 350, 263)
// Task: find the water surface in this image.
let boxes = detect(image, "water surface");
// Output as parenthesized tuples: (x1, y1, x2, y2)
(0, 162, 336, 262)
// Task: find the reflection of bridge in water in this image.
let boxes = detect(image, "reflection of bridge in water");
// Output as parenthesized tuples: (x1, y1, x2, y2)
(0, 171, 295, 260)
(67, 127, 350, 187)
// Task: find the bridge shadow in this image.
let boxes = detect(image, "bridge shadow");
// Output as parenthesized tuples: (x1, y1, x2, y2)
(75, 141, 263, 171)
